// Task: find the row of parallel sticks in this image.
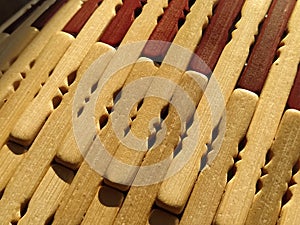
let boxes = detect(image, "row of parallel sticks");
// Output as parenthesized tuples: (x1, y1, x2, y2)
(0, 0, 300, 224)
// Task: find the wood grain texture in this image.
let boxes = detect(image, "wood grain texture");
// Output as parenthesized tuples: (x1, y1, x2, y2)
(214, 1, 300, 224)
(52, 162, 102, 225)
(104, 0, 215, 189)
(63, 0, 103, 36)
(0, 41, 114, 225)
(9, 0, 122, 146)
(179, 88, 258, 225)
(54, 0, 169, 171)
(18, 164, 74, 225)
(0, 32, 73, 149)
(0, 0, 82, 108)
(99, 0, 144, 46)
(237, 0, 296, 94)
(156, 0, 272, 215)
(245, 109, 300, 225)
(141, 0, 189, 59)
(0, 142, 27, 193)
(278, 162, 300, 225)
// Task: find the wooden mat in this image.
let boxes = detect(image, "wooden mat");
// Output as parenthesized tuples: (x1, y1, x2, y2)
(0, 0, 299, 224)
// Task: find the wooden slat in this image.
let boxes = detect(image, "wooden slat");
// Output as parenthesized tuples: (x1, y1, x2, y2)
(214, 1, 300, 224)
(18, 164, 74, 225)
(0, 32, 73, 149)
(0, 0, 82, 108)
(179, 88, 258, 225)
(0, 142, 27, 193)
(245, 109, 300, 225)
(9, 0, 122, 146)
(0, 41, 114, 224)
(156, 0, 272, 215)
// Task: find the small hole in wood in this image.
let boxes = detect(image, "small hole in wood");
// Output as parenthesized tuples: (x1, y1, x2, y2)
(113, 88, 122, 104)
(227, 164, 237, 182)
(29, 60, 36, 68)
(134, 7, 143, 18)
(34, 89, 40, 98)
(45, 213, 55, 225)
(0, 189, 4, 200)
(20, 72, 26, 79)
(265, 149, 274, 165)
(160, 104, 169, 120)
(20, 199, 29, 217)
(59, 86, 68, 95)
(292, 161, 300, 176)
(281, 188, 293, 206)
(77, 106, 84, 117)
(255, 178, 263, 194)
(48, 68, 54, 77)
(91, 81, 99, 94)
(52, 95, 62, 109)
(115, 4, 122, 13)
(13, 80, 21, 91)
(238, 136, 247, 151)
(67, 71, 77, 86)
(137, 98, 144, 111)
(99, 114, 109, 129)
(106, 106, 112, 114)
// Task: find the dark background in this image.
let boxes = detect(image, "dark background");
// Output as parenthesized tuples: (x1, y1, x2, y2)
(0, 0, 32, 25)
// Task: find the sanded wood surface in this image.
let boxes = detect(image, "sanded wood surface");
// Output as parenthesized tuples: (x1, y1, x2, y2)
(1, 0, 300, 224)
(215, 1, 300, 224)
(156, 0, 273, 214)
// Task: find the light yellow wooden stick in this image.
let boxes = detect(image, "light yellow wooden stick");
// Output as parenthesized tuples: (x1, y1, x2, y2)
(179, 88, 258, 224)
(0, 32, 73, 149)
(214, 2, 300, 224)
(54, 0, 169, 170)
(104, 0, 215, 189)
(156, 0, 272, 215)
(0, 0, 57, 72)
(278, 162, 300, 225)
(244, 109, 300, 225)
(0, 42, 115, 224)
(55, 129, 83, 170)
(52, 162, 102, 225)
(0, 0, 82, 108)
(0, 142, 27, 193)
(81, 186, 124, 225)
(18, 164, 74, 225)
(9, 0, 122, 146)
(52, 1, 171, 222)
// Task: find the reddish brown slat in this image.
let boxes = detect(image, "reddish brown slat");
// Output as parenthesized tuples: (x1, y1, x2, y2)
(62, 0, 103, 36)
(287, 67, 300, 110)
(188, 0, 245, 76)
(141, 0, 189, 60)
(98, 0, 145, 47)
(237, 0, 296, 94)
(32, 0, 69, 30)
